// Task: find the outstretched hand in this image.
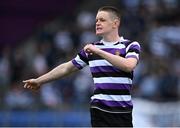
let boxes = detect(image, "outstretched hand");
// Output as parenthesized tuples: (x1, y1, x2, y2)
(23, 79, 41, 91)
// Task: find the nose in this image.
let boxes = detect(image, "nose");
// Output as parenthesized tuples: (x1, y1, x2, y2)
(96, 21, 100, 26)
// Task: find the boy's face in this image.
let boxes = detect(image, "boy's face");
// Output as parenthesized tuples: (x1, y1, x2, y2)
(95, 11, 119, 36)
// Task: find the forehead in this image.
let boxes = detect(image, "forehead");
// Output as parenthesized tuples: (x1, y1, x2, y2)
(96, 11, 111, 19)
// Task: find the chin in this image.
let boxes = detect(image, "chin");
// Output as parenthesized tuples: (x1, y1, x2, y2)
(96, 32, 103, 36)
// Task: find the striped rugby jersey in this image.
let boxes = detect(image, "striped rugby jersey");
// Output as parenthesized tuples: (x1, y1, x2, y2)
(72, 37, 141, 113)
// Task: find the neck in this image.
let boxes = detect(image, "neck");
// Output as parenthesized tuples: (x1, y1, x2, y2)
(102, 31, 120, 42)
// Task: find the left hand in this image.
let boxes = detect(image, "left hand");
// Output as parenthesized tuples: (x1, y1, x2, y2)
(84, 44, 100, 55)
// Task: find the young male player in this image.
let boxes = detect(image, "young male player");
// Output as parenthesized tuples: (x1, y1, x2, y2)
(23, 6, 141, 127)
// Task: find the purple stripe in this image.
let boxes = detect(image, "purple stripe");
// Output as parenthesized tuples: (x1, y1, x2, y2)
(92, 99, 133, 107)
(128, 44, 140, 51)
(102, 48, 126, 55)
(79, 50, 87, 58)
(95, 83, 131, 90)
(126, 55, 139, 60)
(90, 66, 121, 73)
(71, 59, 82, 69)
(122, 40, 131, 47)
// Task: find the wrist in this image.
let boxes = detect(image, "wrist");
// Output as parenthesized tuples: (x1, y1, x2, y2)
(96, 49, 103, 56)
(96, 49, 106, 58)
(36, 78, 43, 85)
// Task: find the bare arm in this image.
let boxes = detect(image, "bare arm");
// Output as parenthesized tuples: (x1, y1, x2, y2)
(23, 61, 78, 90)
(35, 61, 78, 84)
(84, 44, 138, 72)
(96, 50, 137, 72)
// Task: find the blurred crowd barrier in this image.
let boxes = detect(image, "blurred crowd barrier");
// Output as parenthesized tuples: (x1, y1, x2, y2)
(133, 98, 180, 127)
(0, 98, 179, 127)
(0, 110, 90, 127)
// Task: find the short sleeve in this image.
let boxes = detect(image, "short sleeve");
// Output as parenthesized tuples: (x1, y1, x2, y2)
(71, 49, 89, 69)
(125, 41, 141, 61)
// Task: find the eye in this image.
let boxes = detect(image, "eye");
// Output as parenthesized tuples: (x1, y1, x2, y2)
(96, 18, 106, 23)
(99, 18, 106, 22)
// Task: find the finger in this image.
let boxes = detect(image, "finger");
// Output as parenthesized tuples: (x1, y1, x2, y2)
(23, 80, 30, 83)
(26, 85, 30, 88)
(24, 85, 30, 89)
(24, 83, 32, 88)
(23, 80, 27, 83)
(84, 48, 89, 53)
(30, 86, 34, 90)
(24, 83, 28, 88)
(87, 49, 93, 54)
(84, 46, 88, 51)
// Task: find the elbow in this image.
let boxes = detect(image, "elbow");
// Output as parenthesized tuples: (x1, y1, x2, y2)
(123, 58, 138, 72)
(124, 68, 133, 73)
(123, 65, 136, 73)
(116, 63, 135, 72)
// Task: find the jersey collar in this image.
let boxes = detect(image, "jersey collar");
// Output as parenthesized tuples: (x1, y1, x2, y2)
(100, 36, 128, 45)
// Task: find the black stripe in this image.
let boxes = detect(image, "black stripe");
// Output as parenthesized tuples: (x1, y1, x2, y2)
(94, 42, 104, 45)
(91, 102, 132, 112)
(114, 42, 120, 45)
(88, 54, 103, 61)
(92, 72, 133, 79)
(121, 41, 132, 47)
(94, 89, 130, 95)
(127, 49, 140, 54)
(78, 53, 89, 65)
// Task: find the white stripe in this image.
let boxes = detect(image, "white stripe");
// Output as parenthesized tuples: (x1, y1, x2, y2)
(126, 52, 139, 58)
(91, 94, 131, 101)
(93, 77, 132, 84)
(74, 55, 87, 67)
(95, 44, 125, 49)
(91, 106, 132, 113)
(89, 60, 112, 67)
(126, 41, 140, 53)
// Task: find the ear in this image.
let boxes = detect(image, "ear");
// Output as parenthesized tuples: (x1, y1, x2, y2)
(113, 19, 120, 28)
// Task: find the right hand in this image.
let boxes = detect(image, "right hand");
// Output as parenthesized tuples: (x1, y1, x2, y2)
(23, 79, 41, 91)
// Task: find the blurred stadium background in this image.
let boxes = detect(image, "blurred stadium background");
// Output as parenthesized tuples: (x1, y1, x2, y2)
(0, 0, 180, 127)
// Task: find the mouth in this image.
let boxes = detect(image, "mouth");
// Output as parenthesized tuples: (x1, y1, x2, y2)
(96, 27, 102, 31)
